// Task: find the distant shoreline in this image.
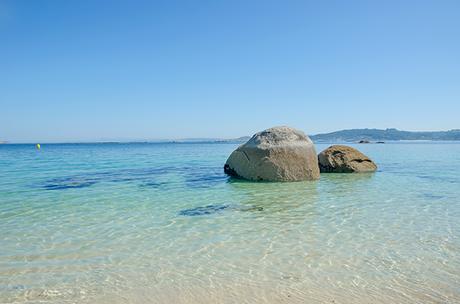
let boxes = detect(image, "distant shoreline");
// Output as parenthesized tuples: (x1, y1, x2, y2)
(2, 128, 459, 144)
(3, 140, 460, 145)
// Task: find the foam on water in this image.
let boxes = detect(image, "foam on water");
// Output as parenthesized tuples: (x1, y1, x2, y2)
(0, 142, 459, 303)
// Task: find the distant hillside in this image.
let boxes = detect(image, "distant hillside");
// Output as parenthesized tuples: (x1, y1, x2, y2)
(4, 130, 459, 144)
(171, 136, 251, 143)
(310, 128, 460, 142)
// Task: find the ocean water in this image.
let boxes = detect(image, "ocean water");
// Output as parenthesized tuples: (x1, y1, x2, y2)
(0, 142, 459, 304)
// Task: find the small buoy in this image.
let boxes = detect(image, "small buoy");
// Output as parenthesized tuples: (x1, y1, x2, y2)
(36, 144, 41, 150)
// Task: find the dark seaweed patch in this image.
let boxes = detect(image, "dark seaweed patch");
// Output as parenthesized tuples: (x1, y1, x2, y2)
(418, 175, 436, 181)
(108, 176, 139, 183)
(44, 180, 96, 190)
(179, 204, 229, 216)
(417, 175, 458, 184)
(139, 181, 169, 189)
(184, 168, 228, 189)
(421, 193, 445, 200)
(238, 206, 264, 212)
(41, 165, 228, 191)
(11, 285, 26, 290)
(41, 166, 175, 190)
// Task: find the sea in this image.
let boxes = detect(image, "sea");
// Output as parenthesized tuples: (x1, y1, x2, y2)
(0, 142, 459, 303)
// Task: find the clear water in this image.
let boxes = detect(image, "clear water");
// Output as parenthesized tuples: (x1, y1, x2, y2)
(0, 142, 459, 304)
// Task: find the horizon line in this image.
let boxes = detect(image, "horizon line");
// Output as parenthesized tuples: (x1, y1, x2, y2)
(2, 127, 460, 144)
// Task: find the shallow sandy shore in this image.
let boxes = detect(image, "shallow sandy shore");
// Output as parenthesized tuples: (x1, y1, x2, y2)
(80, 282, 460, 304)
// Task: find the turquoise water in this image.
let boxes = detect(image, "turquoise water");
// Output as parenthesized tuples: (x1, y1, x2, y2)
(0, 142, 459, 303)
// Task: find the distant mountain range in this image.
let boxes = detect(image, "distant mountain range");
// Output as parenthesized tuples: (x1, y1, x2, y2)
(310, 128, 460, 142)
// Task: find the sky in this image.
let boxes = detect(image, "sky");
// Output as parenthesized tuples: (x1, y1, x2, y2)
(1, 0, 459, 143)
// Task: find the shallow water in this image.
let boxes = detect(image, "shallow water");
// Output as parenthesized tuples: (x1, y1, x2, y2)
(0, 142, 459, 303)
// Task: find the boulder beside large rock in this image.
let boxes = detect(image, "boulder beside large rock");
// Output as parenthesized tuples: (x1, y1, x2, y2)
(224, 126, 320, 182)
(318, 145, 377, 173)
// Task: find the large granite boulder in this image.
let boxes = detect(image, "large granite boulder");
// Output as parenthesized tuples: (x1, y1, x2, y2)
(318, 145, 377, 173)
(224, 126, 320, 181)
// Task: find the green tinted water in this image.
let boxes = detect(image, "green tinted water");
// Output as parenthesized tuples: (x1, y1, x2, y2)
(0, 143, 459, 303)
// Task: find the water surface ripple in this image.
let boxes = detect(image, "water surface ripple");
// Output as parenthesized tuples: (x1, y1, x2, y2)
(0, 143, 459, 303)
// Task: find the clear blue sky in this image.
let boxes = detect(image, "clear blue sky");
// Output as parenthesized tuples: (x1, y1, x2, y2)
(1, 0, 459, 142)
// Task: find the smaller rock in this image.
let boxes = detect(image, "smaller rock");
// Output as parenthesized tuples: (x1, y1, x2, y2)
(318, 145, 377, 173)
